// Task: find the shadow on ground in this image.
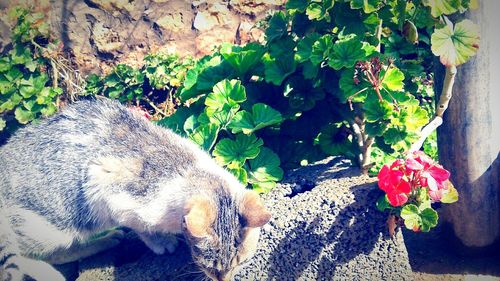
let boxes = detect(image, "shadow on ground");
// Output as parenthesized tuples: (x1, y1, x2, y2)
(404, 223, 500, 278)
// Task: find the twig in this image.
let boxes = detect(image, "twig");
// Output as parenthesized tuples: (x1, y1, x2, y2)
(408, 116, 443, 153)
(436, 65, 457, 117)
(351, 121, 364, 166)
(409, 65, 457, 152)
(376, 19, 383, 52)
(142, 96, 168, 117)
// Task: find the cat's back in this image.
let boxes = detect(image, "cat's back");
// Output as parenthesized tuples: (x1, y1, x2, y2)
(0, 99, 198, 230)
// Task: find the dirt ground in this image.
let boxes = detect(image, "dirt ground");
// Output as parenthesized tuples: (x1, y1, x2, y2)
(404, 224, 500, 281)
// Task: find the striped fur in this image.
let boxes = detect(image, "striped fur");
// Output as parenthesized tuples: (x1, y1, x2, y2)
(0, 99, 270, 281)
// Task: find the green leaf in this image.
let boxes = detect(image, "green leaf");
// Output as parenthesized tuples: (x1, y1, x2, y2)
(248, 147, 284, 186)
(228, 103, 282, 134)
(384, 127, 407, 145)
(310, 35, 333, 65)
(419, 207, 438, 232)
(306, 0, 334, 21)
(183, 114, 199, 135)
(212, 134, 264, 167)
(338, 69, 370, 102)
(188, 123, 219, 151)
(364, 98, 393, 122)
(263, 53, 296, 85)
(220, 43, 265, 78)
(402, 104, 429, 131)
(316, 123, 354, 156)
(296, 33, 321, 63)
(400, 204, 421, 230)
(156, 107, 192, 135)
(0, 118, 5, 131)
(328, 35, 366, 70)
(228, 167, 248, 185)
(441, 181, 459, 203)
(286, 0, 308, 14)
(205, 79, 247, 113)
(431, 19, 480, 66)
(422, 0, 461, 17)
(266, 12, 287, 42)
(14, 106, 35, 124)
(382, 67, 405, 92)
(197, 59, 234, 91)
(0, 57, 10, 72)
(350, 0, 383, 13)
(251, 181, 277, 194)
(40, 103, 57, 117)
(376, 194, 391, 212)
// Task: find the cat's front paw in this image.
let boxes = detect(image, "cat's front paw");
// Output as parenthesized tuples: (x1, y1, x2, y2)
(138, 232, 179, 255)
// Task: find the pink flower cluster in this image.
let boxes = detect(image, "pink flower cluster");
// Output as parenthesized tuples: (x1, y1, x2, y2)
(377, 151, 451, 207)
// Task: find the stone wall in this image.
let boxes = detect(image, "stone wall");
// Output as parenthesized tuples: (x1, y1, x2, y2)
(0, 0, 283, 75)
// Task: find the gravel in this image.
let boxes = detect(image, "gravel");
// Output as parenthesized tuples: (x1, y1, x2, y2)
(70, 157, 413, 281)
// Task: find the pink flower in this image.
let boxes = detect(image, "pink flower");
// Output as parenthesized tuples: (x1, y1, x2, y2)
(378, 164, 411, 207)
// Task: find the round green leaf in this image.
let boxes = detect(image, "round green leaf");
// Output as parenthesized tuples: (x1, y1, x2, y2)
(376, 194, 392, 212)
(188, 123, 219, 151)
(310, 35, 333, 66)
(401, 104, 429, 131)
(220, 43, 265, 77)
(14, 106, 35, 124)
(440, 181, 459, 203)
(263, 53, 297, 85)
(212, 134, 264, 167)
(419, 207, 438, 232)
(316, 123, 354, 157)
(422, 0, 460, 17)
(296, 33, 321, 63)
(248, 147, 284, 184)
(381, 67, 405, 92)
(229, 103, 283, 134)
(251, 181, 277, 194)
(228, 167, 248, 185)
(205, 79, 246, 110)
(327, 36, 366, 70)
(400, 204, 421, 230)
(286, 0, 308, 13)
(364, 98, 393, 122)
(306, 0, 334, 21)
(350, 0, 383, 13)
(265, 12, 287, 42)
(431, 19, 480, 66)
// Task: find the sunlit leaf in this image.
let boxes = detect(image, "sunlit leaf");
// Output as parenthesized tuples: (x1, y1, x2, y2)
(189, 123, 219, 151)
(431, 19, 479, 67)
(212, 134, 264, 167)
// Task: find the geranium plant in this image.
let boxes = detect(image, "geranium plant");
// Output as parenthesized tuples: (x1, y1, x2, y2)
(376, 151, 458, 232)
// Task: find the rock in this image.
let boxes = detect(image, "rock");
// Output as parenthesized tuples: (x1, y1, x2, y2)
(0, 0, 282, 76)
(73, 157, 413, 281)
(91, 22, 122, 55)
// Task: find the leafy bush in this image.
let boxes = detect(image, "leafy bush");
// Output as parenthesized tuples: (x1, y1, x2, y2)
(158, 0, 478, 192)
(85, 53, 194, 119)
(0, 7, 62, 134)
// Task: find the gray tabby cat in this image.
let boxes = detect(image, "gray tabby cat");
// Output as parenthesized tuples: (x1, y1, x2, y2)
(0, 99, 271, 281)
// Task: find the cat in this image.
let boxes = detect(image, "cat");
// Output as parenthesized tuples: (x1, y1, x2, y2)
(0, 98, 271, 281)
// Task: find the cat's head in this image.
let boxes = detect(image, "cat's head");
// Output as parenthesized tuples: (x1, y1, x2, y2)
(182, 189, 271, 281)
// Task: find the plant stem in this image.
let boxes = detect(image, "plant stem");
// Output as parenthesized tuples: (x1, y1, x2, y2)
(143, 96, 168, 117)
(409, 65, 457, 152)
(376, 19, 383, 52)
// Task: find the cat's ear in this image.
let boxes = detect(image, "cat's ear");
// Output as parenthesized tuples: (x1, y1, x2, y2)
(240, 190, 271, 228)
(184, 195, 216, 238)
